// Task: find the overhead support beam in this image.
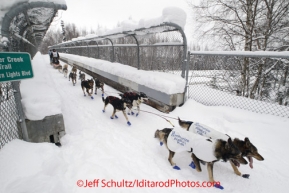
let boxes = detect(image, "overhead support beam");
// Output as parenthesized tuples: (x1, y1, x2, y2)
(1, 1, 67, 57)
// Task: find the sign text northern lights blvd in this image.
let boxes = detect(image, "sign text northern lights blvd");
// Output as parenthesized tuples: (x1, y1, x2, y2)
(0, 52, 33, 82)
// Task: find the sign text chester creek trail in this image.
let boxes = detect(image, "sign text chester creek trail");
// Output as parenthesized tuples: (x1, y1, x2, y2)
(0, 52, 33, 82)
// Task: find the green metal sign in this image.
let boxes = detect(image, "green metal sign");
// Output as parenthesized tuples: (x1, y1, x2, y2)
(0, 52, 33, 82)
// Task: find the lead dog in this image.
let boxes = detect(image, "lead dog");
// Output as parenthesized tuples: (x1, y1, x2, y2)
(178, 117, 264, 178)
(119, 92, 148, 116)
(154, 127, 247, 185)
(102, 96, 132, 125)
(81, 79, 94, 99)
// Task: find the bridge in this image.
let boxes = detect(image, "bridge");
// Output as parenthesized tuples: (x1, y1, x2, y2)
(1, 1, 289, 150)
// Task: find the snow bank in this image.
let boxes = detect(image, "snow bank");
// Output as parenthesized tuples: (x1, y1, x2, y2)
(20, 52, 62, 120)
(0, 139, 67, 193)
(106, 6, 186, 35)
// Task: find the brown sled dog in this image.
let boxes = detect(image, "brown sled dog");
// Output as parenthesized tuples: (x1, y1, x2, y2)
(178, 117, 264, 178)
(71, 66, 77, 74)
(81, 79, 94, 99)
(154, 127, 247, 185)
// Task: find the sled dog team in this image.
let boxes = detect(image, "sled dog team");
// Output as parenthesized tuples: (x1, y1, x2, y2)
(61, 64, 149, 126)
(59, 63, 264, 189)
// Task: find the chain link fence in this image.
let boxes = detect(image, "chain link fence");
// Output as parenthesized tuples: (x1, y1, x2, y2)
(0, 82, 23, 149)
(51, 22, 187, 77)
(187, 52, 289, 118)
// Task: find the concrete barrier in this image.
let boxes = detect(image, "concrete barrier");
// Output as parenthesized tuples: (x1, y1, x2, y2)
(24, 114, 65, 145)
(60, 56, 184, 113)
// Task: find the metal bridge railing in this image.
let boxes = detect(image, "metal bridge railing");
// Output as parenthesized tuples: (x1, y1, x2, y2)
(187, 51, 289, 118)
(50, 22, 187, 78)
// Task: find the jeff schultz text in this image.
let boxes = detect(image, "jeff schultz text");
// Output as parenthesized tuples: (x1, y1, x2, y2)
(77, 179, 220, 188)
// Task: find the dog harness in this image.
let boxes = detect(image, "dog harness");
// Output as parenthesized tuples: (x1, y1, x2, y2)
(188, 122, 229, 141)
(167, 127, 218, 162)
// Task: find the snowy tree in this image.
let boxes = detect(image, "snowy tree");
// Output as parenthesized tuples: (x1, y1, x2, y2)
(189, 0, 289, 104)
(61, 20, 67, 42)
(191, 0, 289, 51)
(65, 23, 80, 41)
(39, 22, 81, 54)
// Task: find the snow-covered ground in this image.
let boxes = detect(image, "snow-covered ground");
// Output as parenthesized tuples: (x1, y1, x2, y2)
(0, 53, 289, 193)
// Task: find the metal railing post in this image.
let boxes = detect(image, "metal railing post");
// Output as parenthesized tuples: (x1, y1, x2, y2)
(11, 81, 30, 142)
(106, 38, 114, 62)
(183, 51, 190, 102)
(131, 35, 140, 69)
(86, 42, 89, 57)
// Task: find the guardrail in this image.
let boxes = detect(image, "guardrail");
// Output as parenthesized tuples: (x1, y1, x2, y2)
(60, 54, 185, 112)
(50, 22, 187, 77)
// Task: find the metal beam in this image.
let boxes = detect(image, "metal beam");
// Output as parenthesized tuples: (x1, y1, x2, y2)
(1, 1, 67, 57)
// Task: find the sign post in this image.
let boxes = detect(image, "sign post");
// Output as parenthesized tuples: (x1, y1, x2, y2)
(0, 52, 33, 82)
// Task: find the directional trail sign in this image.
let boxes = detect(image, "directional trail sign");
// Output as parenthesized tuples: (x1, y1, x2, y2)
(0, 52, 34, 82)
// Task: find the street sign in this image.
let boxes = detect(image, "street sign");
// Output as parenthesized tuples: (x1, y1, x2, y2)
(0, 52, 34, 82)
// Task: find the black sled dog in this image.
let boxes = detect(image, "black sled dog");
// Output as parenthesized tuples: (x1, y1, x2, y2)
(102, 96, 132, 125)
(119, 92, 148, 116)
